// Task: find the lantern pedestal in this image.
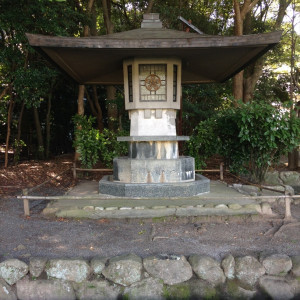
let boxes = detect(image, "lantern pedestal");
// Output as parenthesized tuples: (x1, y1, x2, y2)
(99, 174, 209, 198)
(99, 135, 210, 197)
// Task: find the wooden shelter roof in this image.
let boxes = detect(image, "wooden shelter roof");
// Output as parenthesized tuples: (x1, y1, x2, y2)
(26, 27, 282, 85)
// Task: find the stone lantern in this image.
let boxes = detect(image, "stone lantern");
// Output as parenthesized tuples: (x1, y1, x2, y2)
(114, 56, 198, 191)
(26, 13, 282, 197)
(103, 15, 207, 196)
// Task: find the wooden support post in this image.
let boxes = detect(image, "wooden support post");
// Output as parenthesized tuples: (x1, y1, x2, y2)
(73, 162, 77, 180)
(285, 196, 292, 220)
(284, 188, 293, 221)
(23, 188, 30, 216)
(220, 163, 224, 181)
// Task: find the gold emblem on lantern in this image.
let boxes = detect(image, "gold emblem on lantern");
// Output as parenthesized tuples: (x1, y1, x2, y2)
(145, 74, 161, 91)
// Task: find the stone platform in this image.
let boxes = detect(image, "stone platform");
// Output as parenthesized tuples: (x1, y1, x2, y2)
(100, 174, 209, 197)
(42, 180, 281, 219)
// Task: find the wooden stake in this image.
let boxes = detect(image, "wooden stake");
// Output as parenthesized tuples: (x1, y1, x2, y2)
(73, 162, 77, 180)
(285, 196, 292, 220)
(23, 188, 30, 216)
(220, 163, 224, 181)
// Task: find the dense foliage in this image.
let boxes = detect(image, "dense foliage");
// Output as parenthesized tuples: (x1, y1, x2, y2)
(189, 102, 300, 183)
(73, 115, 101, 169)
(73, 115, 128, 168)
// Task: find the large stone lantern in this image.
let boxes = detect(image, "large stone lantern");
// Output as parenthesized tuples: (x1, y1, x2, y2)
(26, 13, 282, 197)
(114, 56, 197, 190)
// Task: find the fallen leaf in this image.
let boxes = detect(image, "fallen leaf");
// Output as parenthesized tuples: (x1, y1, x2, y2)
(97, 219, 110, 224)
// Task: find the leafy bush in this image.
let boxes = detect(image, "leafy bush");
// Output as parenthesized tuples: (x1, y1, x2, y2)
(73, 115, 128, 169)
(189, 102, 300, 183)
(187, 118, 220, 169)
(13, 139, 26, 165)
(230, 102, 300, 183)
(73, 115, 101, 169)
(98, 128, 128, 168)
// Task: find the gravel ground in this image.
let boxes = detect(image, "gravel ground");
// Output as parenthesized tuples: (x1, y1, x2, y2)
(1, 195, 300, 263)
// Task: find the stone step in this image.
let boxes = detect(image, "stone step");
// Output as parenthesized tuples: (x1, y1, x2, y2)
(43, 202, 265, 219)
(41, 180, 278, 219)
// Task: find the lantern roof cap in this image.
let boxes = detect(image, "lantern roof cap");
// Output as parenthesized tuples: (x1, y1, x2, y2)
(26, 14, 282, 85)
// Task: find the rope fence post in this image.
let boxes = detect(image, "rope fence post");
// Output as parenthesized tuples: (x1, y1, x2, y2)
(23, 188, 30, 216)
(73, 162, 77, 180)
(284, 190, 292, 221)
(220, 163, 224, 181)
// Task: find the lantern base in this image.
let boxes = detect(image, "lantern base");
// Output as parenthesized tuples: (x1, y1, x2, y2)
(99, 174, 210, 198)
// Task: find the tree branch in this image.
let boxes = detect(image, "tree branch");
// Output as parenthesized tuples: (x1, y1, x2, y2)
(0, 86, 9, 100)
(275, 0, 292, 30)
(240, 0, 260, 20)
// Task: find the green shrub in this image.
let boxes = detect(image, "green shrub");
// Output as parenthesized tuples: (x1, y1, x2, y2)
(221, 102, 300, 183)
(73, 115, 101, 169)
(187, 118, 220, 169)
(13, 139, 26, 164)
(189, 102, 300, 183)
(98, 128, 128, 168)
(73, 115, 128, 169)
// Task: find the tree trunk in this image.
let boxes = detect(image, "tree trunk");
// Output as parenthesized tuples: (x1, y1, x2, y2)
(237, 0, 291, 104)
(92, 86, 104, 132)
(233, 72, 244, 103)
(75, 84, 85, 162)
(288, 0, 298, 170)
(33, 107, 44, 160)
(45, 91, 52, 159)
(14, 101, 25, 164)
(243, 57, 264, 103)
(85, 86, 104, 131)
(102, 0, 114, 34)
(102, 0, 117, 131)
(275, 0, 292, 30)
(75, 0, 95, 162)
(77, 0, 95, 116)
(77, 85, 85, 116)
(233, 0, 244, 104)
(145, 0, 155, 13)
(232, 0, 260, 104)
(106, 85, 118, 131)
(288, 150, 299, 170)
(16, 101, 25, 143)
(4, 90, 14, 168)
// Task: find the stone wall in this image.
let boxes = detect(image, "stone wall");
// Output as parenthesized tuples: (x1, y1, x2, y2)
(1, 253, 300, 299)
(264, 171, 300, 194)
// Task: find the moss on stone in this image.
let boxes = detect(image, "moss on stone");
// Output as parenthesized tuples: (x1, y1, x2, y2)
(122, 293, 130, 300)
(203, 287, 219, 300)
(163, 284, 191, 300)
(226, 280, 240, 297)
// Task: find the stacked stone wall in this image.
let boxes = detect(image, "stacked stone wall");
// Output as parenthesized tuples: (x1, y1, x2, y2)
(1, 253, 300, 299)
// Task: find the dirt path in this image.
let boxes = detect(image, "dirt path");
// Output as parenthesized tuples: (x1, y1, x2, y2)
(1, 195, 300, 263)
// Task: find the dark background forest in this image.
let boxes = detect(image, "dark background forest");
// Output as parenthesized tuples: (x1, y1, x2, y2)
(0, 0, 299, 169)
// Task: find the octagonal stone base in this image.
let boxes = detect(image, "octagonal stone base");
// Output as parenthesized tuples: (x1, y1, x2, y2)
(114, 156, 195, 183)
(99, 174, 210, 198)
